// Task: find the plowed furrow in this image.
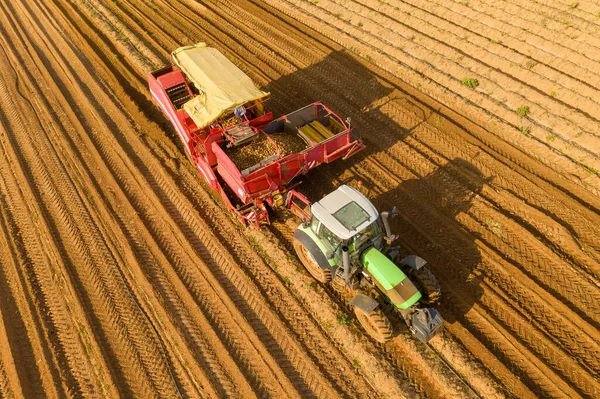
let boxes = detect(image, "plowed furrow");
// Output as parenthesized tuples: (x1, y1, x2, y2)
(483, 0, 600, 52)
(332, 0, 600, 136)
(0, 39, 112, 399)
(403, 122, 600, 269)
(143, 164, 343, 399)
(480, 282, 599, 394)
(0, 310, 19, 399)
(355, 154, 600, 374)
(0, 1, 184, 396)
(0, 156, 78, 399)
(371, 140, 600, 327)
(411, 0, 600, 90)
(368, 95, 600, 276)
(371, 183, 598, 395)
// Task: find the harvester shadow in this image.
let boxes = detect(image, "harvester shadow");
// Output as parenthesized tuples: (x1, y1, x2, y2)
(259, 49, 446, 199)
(374, 158, 487, 331)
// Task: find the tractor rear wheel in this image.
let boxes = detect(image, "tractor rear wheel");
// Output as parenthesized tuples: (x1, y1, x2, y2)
(353, 307, 393, 343)
(409, 267, 441, 305)
(293, 239, 332, 283)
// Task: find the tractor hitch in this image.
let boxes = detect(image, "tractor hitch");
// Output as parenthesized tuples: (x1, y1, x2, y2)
(410, 308, 444, 343)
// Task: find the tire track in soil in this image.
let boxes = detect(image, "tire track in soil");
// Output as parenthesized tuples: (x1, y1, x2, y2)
(0, 306, 21, 399)
(0, 1, 183, 397)
(0, 37, 115, 399)
(0, 152, 74, 399)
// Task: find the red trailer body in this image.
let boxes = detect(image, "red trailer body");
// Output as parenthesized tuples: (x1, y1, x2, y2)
(148, 45, 364, 227)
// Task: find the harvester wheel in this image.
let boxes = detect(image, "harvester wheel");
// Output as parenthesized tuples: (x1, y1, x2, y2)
(409, 267, 441, 305)
(353, 307, 393, 343)
(293, 239, 332, 283)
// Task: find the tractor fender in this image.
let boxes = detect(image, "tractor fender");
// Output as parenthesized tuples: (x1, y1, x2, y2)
(398, 255, 427, 271)
(350, 294, 380, 314)
(294, 229, 330, 270)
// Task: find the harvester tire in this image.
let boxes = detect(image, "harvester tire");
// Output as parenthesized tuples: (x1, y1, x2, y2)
(354, 307, 393, 343)
(293, 239, 332, 283)
(409, 267, 441, 305)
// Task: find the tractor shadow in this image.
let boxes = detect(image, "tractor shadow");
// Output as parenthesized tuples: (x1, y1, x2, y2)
(265, 51, 486, 331)
(372, 157, 487, 329)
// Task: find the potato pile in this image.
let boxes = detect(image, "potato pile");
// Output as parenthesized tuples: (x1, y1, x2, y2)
(269, 132, 307, 157)
(221, 114, 240, 128)
(228, 134, 276, 171)
(227, 132, 308, 171)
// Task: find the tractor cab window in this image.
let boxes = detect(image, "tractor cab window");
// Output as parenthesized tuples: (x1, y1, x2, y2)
(350, 219, 383, 250)
(333, 201, 370, 231)
(318, 223, 341, 248)
(310, 216, 319, 234)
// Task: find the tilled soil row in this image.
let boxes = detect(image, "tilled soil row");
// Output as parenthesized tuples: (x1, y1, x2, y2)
(264, 0, 600, 195)
(2, 0, 599, 398)
(0, 0, 183, 397)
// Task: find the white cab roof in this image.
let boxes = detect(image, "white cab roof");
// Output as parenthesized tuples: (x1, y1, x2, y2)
(311, 185, 379, 240)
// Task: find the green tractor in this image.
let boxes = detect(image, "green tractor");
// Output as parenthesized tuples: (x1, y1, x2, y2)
(293, 185, 443, 343)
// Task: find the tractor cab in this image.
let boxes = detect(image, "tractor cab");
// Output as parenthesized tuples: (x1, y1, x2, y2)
(294, 185, 444, 343)
(310, 185, 385, 260)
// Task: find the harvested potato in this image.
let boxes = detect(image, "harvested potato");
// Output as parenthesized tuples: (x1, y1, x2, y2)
(227, 132, 308, 171)
(269, 132, 307, 157)
(228, 134, 276, 171)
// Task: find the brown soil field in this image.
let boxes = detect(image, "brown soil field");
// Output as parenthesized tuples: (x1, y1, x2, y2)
(0, 0, 599, 398)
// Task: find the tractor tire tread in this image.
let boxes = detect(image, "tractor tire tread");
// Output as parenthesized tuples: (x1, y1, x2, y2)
(411, 267, 441, 305)
(293, 239, 332, 283)
(354, 307, 393, 343)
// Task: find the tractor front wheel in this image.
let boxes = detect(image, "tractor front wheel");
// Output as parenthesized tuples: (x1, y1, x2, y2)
(409, 267, 441, 305)
(353, 307, 393, 343)
(293, 239, 332, 283)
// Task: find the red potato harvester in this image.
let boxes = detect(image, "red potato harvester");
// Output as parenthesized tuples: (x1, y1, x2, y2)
(149, 43, 365, 227)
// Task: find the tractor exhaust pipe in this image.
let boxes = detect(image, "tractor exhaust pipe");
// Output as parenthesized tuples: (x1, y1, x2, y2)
(381, 207, 399, 244)
(342, 246, 350, 284)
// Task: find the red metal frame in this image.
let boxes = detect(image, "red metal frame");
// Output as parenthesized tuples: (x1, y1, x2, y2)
(148, 65, 365, 227)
